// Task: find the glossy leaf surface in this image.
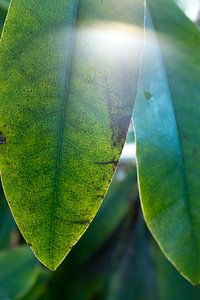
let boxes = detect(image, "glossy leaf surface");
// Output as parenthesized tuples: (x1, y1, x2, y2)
(0, 0, 144, 270)
(134, 1, 200, 284)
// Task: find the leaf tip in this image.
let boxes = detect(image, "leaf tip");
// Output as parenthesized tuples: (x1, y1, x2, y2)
(27, 243, 67, 272)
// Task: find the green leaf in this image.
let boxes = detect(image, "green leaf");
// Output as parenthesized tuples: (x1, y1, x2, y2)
(0, 0, 144, 270)
(0, 246, 39, 299)
(134, 1, 200, 284)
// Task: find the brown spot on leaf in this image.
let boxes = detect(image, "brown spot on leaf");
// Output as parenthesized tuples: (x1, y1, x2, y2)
(104, 74, 131, 149)
(95, 160, 119, 167)
(0, 132, 6, 144)
(73, 220, 90, 225)
(144, 91, 153, 100)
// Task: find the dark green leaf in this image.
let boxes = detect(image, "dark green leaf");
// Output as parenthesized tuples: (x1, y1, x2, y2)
(134, 1, 200, 284)
(0, 246, 40, 299)
(0, 0, 144, 270)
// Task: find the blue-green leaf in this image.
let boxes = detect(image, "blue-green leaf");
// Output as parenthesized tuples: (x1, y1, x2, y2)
(134, 0, 200, 284)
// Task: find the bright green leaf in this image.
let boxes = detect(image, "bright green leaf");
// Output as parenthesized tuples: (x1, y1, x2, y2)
(134, 1, 200, 284)
(0, 246, 39, 299)
(0, 0, 144, 270)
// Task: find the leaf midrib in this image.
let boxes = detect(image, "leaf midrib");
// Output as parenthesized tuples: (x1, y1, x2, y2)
(49, 0, 80, 266)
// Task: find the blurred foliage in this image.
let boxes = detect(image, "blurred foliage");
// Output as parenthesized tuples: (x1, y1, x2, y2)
(0, 4, 7, 35)
(153, 247, 200, 300)
(0, 246, 40, 299)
